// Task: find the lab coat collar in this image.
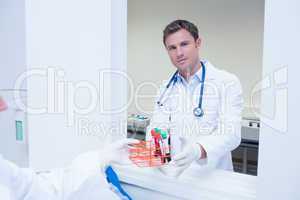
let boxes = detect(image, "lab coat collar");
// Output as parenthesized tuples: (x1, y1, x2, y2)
(176, 60, 217, 83)
(201, 60, 218, 81)
(194, 61, 205, 82)
(176, 61, 204, 84)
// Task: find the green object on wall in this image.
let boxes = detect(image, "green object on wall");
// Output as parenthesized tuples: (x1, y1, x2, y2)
(15, 120, 23, 141)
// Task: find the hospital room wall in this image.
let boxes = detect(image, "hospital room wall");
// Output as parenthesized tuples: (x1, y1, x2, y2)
(0, 0, 28, 167)
(25, 0, 114, 170)
(0, 0, 27, 90)
(0, 0, 127, 170)
(127, 0, 264, 116)
(110, 0, 128, 142)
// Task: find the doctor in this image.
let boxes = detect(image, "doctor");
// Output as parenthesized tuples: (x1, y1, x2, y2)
(148, 19, 243, 176)
(0, 138, 138, 200)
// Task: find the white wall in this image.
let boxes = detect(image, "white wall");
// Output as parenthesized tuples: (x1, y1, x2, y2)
(110, 0, 128, 141)
(128, 0, 264, 116)
(0, 91, 28, 167)
(25, 0, 113, 170)
(0, 0, 28, 167)
(257, 0, 300, 199)
(0, 0, 26, 90)
(0, 0, 127, 171)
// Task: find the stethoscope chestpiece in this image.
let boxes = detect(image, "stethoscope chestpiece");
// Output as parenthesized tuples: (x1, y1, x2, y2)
(193, 107, 204, 118)
(157, 101, 163, 107)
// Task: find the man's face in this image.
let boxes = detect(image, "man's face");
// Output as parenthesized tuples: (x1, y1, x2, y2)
(165, 29, 201, 74)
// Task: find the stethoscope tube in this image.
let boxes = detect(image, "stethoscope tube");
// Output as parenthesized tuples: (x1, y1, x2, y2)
(193, 61, 205, 117)
(157, 61, 206, 118)
(156, 70, 178, 106)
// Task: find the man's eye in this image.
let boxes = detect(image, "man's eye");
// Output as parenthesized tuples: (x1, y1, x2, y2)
(169, 46, 176, 50)
(181, 42, 188, 46)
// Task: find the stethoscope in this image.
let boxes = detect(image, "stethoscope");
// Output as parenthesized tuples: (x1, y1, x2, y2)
(157, 61, 206, 118)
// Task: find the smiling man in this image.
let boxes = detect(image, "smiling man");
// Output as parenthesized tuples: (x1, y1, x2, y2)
(148, 19, 243, 177)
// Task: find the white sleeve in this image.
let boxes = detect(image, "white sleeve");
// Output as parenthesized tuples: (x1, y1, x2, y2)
(0, 151, 123, 200)
(65, 151, 121, 200)
(0, 154, 62, 200)
(197, 76, 243, 168)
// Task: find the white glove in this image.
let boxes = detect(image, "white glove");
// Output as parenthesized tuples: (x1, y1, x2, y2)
(99, 138, 139, 171)
(173, 137, 201, 166)
(158, 137, 201, 177)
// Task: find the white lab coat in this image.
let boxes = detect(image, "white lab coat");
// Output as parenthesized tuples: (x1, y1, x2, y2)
(0, 151, 121, 200)
(148, 60, 243, 170)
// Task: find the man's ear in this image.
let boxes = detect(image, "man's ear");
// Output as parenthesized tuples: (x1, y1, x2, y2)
(196, 37, 202, 48)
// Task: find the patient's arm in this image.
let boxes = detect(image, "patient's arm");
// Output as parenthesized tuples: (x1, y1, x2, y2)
(0, 154, 62, 200)
(0, 153, 120, 200)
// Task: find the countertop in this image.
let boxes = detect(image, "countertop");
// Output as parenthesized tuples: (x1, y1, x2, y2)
(116, 164, 257, 200)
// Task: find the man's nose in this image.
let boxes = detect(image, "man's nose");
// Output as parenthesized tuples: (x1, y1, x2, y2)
(176, 47, 184, 58)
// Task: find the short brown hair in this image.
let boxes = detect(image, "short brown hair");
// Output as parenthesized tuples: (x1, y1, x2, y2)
(163, 19, 199, 45)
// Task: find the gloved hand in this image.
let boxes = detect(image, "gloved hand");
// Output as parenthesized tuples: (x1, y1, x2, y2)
(158, 137, 202, 177)
(99, 138, 139, 171)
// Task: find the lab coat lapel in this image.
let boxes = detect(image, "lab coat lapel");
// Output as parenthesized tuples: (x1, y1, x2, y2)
(203, 61, 218, 81)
